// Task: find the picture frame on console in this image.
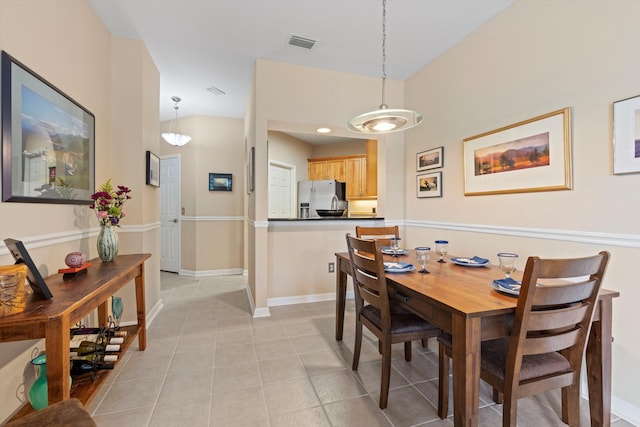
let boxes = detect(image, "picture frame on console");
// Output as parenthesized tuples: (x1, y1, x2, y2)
(3, 238, 53, 299)
(463, 107, 572, 196)
(1, 51, 95, 204)
(613, 94, 640, 175)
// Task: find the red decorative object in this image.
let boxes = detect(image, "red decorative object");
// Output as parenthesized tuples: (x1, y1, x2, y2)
(58, 262, 92, 277)
(65, 252, 86, 268)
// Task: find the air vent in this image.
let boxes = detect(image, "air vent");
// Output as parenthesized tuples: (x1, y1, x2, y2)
(206, 86, 226, 95)
(288, 34, 316, 50)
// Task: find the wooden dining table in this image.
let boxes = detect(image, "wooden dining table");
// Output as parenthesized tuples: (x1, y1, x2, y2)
(334, 251, 619, 427)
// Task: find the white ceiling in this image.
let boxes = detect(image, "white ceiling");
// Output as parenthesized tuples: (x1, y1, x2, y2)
(88, 0, 515, 126)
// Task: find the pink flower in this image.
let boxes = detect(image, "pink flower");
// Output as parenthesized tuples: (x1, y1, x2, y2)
(98, 211, 108, 219)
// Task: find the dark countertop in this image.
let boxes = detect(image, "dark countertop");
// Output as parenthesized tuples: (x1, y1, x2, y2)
(268, 216, 383, 221)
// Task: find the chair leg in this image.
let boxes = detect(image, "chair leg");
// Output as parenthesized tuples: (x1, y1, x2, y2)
(503, 396, 517, 427)
(493, 388, 504, 404)
(352, 320, 363, 371)
(404, 341, 412, 361)
(437, 342, 449, 419)
(561, 384, 581, 426)
(421, 338, 429, 348)
(379, 338, 392, 409)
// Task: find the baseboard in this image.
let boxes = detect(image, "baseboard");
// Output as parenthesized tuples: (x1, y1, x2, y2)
(267, 290, 354, 307)
(179, 268, 244, 277)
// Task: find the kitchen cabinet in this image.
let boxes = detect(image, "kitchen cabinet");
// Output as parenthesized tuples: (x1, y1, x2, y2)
(308, 158, 346, 181)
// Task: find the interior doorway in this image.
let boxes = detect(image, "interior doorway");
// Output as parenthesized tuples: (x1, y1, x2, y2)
(160, 155, 181, 272)
(268, 161, 296, 218)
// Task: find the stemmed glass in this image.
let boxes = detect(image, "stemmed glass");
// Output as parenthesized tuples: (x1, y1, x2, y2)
(497, 253, 518, 279)
(390, 237, 402, 258)
(415, 247, 430, 274)
(435, 240, 448, 263)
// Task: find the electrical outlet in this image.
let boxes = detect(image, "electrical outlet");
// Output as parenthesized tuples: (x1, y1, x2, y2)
(328, 262, 335, 273)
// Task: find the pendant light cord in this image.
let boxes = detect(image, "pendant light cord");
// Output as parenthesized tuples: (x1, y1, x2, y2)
(380, 0, 387, 108)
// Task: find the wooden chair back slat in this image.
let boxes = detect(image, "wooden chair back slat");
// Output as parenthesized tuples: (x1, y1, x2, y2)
(355, 226, 399, 247)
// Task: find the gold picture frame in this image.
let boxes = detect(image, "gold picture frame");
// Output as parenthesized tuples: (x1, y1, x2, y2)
(463, 107, 572, 196)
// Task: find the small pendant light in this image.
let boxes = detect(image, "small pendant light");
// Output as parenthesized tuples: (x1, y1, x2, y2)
(347, 0, 423, 134)
(162, 96, 192, 146)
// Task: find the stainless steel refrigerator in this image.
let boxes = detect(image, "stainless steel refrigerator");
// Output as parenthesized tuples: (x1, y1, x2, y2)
(297, 180, 346, 218)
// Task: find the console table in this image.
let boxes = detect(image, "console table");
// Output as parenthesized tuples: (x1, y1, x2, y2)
(0, 253, 150, 410)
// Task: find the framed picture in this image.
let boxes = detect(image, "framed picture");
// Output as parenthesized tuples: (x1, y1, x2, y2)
(247, 146, 255, 194)
(417, 171, 442, 198)
(613, 94, 640, 174)
(209, 173, 232, 191)
(417, 146, 443, 171)
(146, 150, 160, 187)
(1, 51, 95, 204)
(463, 107, 572, 196)
(3, 238, 53, 299)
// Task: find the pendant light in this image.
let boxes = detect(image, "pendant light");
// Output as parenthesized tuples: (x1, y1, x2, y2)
(347, 0, 423, 134)
(162, 96, 192, 146)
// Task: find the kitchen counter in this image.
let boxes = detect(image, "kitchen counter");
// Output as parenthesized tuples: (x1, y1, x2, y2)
(268, 216, 383, 221)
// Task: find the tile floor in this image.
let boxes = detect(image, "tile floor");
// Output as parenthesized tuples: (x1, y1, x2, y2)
(88, 272, 635, 427)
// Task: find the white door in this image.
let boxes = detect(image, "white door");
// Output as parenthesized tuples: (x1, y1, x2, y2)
(160, 156, 180, 272)
(268, 162, 295, 218)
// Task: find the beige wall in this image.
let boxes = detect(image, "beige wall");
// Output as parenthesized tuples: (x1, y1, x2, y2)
(160, 115, 245, 273)
(267, 131, 313, 182)
(312, 140, 366, 158)
(403, 0, 640, 415)
(0, 0, 161, 421)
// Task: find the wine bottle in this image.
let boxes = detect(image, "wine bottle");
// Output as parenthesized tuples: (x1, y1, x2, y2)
(71, 353, 118, 363)
(70, 340, 120, 356)
(70, 359, 114, 376)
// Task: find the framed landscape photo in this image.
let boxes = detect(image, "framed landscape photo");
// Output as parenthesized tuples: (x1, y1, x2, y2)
(417, 171, 442, 198)
(209, 173, 232, 191)
(1, 51, 95, 204)
(146, 150, 160, 187)
(417, 147, 443, 171)
(463, 107, 572, 196)
(613, 94, 640, 174)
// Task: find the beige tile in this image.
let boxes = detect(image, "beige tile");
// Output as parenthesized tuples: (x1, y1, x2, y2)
(258, 354, 307, 383)
(289, 333, 334, 353)
(270, 406, 331, 427)
(177, 330, 217, 353)
(130, 335, 179, 357)
(263, 376, 321, 415)
(156, 367, 214, 406)
(391, 351, 439, 383)
(310, 369, 367, 404)
(215, 343, 257, 366)
(351, 361, 410, 394)
(210, 386, 268, 427)
(213, 362, 261, 394)
(252, 324, 288, 343)
(217, 328, 253, 348)
(283, 318, 324, 337)
(300, 348, 349, 375)
(181, 318, 218, 336)
(116, 353, 172, 381)
(218, 316, 253, 331)
(94, 376, 164, 415)
(169, 349, 215, 373)
(375, 385, 439, 426)
(92, 406, 153, 427)
(323, 396, 392, 427)
(254, 337, 296, 360)
(148, 395, 211, 427)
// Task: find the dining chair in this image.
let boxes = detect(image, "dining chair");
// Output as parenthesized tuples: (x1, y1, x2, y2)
(355, 225, 399, 247)
(345, 233, 441, 409)
(437, 251, 610, 426)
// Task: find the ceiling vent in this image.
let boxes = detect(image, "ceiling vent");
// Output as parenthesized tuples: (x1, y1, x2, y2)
(206, 86, 226, 95)
(288, 34, 316, 50)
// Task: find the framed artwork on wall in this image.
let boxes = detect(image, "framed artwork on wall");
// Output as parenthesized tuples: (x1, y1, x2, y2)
(613, 94, 640, 174)
(417, 146, 443, 171)
(417, 171, 442, 198)
(463, 107, 572, 196)
(209, 173, 232, 191)
(247, 146, 255, 194)
(1, 51, 95, 204)
(145, 151, 160, 187)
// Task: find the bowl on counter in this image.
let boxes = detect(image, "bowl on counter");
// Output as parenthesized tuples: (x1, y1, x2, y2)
(316, 209, 346, 217)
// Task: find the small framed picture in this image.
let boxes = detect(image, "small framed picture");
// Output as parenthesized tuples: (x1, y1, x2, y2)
(146, 151, 160, 187)
(417, 147, 443, 171)
(209, 173, 232, 191)
(613, 94, 640, 174)
(3, 238, 53, 299)
(417, 171, 442, 198)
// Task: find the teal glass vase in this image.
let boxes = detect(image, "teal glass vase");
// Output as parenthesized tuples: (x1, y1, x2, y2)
(97, 226, 119, 262)
(28, 354, 72, 411)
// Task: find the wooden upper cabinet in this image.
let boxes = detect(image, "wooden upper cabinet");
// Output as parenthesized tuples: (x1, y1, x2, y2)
(308, 140, 377, 200)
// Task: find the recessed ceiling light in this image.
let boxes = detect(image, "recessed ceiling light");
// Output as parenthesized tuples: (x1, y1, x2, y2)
(316, 127, 331, 134)
(206, 86, 226, 95)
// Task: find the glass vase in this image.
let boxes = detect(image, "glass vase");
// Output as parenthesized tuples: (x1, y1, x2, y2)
(97, 226, 119, 262)
(28, 354, 72, 411)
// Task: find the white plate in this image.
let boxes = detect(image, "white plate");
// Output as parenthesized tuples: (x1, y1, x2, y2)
(491, 281, 520, 296)
(451, 257, 489, 267)
(384, 262, 415, 273)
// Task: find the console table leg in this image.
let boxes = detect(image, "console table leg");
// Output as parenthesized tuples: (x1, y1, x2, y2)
(44, 316, 71, 404)
(135, 264, 147, 350)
